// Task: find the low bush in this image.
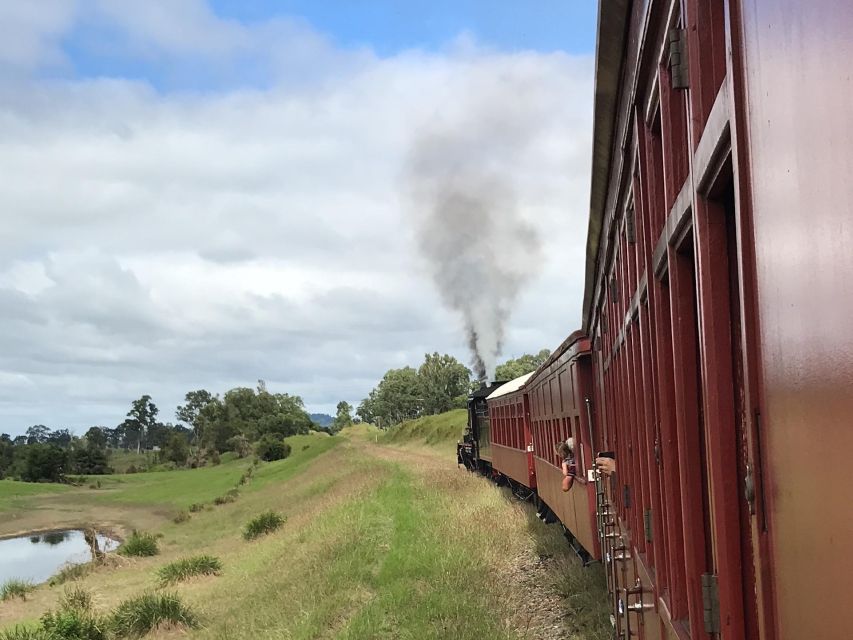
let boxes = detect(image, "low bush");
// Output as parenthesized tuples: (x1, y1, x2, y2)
(213, 488, 239, 505)
(117, 531, 159, 558)
(41, 607, 108, 640)
(188, 503, 204, 513)
(255, 435, 292, 462)
(157, 555, 222, 586)
(110, 592, 199, 638)
(1, 579, 34, 601)
(243, 511, 285, 540)
(172, 510, 190, 524)
(49, 563, 92, 586)
(59, 585, 93, 612)
(0, 626, 50, 640)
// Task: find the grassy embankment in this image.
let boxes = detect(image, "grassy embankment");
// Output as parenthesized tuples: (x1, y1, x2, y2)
(380, 408, 467, 450)
(0, 417, 609, 640)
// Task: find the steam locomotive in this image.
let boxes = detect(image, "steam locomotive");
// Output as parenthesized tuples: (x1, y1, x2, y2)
(456, 2, 853, 639)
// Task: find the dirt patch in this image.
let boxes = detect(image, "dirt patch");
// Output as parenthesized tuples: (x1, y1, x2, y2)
(505, 551, 578, 640)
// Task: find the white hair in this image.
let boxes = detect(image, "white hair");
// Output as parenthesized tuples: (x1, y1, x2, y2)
(565, 437, 574, 451)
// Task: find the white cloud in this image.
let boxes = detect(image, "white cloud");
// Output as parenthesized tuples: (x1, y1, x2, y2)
(0, 6, 593, 434)
(0, 0, 76, 72)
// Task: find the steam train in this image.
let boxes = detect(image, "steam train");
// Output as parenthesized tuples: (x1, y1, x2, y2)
(457, 2, 853, 640)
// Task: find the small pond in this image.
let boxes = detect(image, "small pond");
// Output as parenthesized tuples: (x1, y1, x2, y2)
(0, 530, 119, 585)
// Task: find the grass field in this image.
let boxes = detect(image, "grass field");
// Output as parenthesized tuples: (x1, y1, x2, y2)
(380, 408, 467, 449)
(0, 480, 71, 513)
(0, 418, 610, 640)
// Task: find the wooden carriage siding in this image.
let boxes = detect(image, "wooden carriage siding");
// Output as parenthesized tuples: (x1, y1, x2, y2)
(580, 1, 853, 639)
(479, 1, 852, 639)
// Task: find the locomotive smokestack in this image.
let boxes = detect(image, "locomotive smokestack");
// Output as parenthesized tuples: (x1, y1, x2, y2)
(403, 76, 543, 382)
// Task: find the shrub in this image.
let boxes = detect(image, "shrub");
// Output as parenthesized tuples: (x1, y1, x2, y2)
(117, 531, 159, 557)
(226, 434, 252, 458)
(213, 488, 239, 506)
(172, 511, 190, 524)
(49, 563, 92, 586)
(1, 579, 34, 601)
(110, 592, 198, 638)
(156, 555, 222, 586)
(59, 586, 93, 612)
(255, 435, 291, 462)
(41, 607, 108, 640)
(188, 503, 204, 513)
(125, 465, 138, 474)
(163, 433, 189, 466)
(0, 626, 50, 640)
(243, 511, 285, 540)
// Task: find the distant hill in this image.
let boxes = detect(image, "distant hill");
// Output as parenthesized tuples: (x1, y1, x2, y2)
(310, 413, 334, 428)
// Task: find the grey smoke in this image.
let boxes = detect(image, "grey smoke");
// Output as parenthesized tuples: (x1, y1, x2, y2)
(405, 82, 545, 382)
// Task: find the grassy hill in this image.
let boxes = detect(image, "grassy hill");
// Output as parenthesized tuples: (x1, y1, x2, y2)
(380, 408, 468, 448)
(0, 417, 609, 640)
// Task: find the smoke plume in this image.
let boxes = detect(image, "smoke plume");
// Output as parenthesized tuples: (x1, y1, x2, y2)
(404, 80, 544, 382)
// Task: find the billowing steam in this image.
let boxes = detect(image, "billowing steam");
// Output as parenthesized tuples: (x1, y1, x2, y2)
(405, 84, 543, 382)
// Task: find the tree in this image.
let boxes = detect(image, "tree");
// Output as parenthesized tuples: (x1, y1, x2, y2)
(26, 424, 51, 445)
(145, 422, 171, 449)
(196, 398, 233, 452)
(0, 437, 13, 479)
(418, 353, 471, 415)
(356, 397, 375, 424)
(46, 429, 73, 448)
(84, 427, 108, 450)
(495, 349, 551, 381)
(176, 389, 216, 443)
(163, 432, 190, 465)
(70, 445, 111, 475)
(226, 434, 252, 458)
(331, 401, 353, 434)
(361, 367, 423, 428)
(127, 395, 159, 454)
(21, 444, 68, 482)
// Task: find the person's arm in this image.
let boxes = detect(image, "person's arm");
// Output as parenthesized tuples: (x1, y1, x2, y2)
(595, 456, 616, 476)
(561, 460, 575, 491)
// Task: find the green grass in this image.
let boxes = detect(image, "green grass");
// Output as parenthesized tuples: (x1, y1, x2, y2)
(0, 420, 610, 640)
(0, 479, 70, 513)
(58, 585, 93, 612)
(106, 450, 152, 474)
(242, 511, 285, 540)
(1, 579, 35, 601)
(0, 626, 50, 640)
(156, 555, 222, 586)
(48, 563, 92, 587)
(116, 532, 158, 557)
(381, 408, 468, 447)
(110, 592, 199, 638)
(41, 606, 109, 640)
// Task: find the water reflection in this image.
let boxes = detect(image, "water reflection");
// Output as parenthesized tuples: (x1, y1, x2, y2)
(0, 530, 118, 585)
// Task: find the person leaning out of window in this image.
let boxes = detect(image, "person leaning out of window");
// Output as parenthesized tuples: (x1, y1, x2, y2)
(555, 438, 576, 492)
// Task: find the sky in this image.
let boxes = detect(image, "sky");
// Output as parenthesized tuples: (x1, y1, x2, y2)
(0, 0, 597, 435)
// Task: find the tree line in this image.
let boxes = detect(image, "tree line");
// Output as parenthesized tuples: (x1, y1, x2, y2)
(353, 350, 550, 428)
(0, 380, 318, 483)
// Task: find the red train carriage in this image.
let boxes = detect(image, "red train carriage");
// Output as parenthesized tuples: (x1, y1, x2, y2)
(463, 2, 852, 638)
(526, 333, 600, 561)
(486, 373, 536, 491)
(582, 1, 853, 639)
